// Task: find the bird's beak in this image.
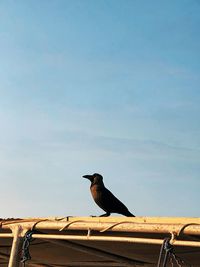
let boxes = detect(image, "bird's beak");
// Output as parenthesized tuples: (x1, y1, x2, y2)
(82, 175, 93, 181)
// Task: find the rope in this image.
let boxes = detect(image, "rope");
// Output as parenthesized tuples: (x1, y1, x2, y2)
(177, 223, 200, 243)
(100, 221, 136, 232)
(59, 220, 87, 231)
(157, 238, 173, 267)
(31, 219, 50, 231)
(157, 236, 193, 267)
(21, 230, 35, 266)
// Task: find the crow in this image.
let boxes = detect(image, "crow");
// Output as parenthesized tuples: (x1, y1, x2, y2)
(83, 173, 135, 217)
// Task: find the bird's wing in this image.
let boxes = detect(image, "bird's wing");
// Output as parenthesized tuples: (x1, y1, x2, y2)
(102, 187, 129, 213)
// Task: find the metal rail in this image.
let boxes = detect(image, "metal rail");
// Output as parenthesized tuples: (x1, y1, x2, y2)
(2, 219, 200, 236)
(1, 217, 200, 267)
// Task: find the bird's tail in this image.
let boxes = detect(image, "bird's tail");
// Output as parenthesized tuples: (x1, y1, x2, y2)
(124, 210, 135, 217)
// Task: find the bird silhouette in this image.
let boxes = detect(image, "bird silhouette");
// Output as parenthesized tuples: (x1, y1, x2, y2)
(83, 173, 135, 217)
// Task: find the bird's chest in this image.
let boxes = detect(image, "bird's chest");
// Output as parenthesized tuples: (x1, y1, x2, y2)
(90, 184, 110, 212)
(90, 185, 104, 203)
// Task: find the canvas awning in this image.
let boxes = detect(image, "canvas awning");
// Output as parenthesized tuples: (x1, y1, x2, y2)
(0, 216, 200, 266)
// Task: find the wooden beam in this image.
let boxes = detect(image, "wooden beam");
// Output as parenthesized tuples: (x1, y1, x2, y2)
(8, 226, 23, 267)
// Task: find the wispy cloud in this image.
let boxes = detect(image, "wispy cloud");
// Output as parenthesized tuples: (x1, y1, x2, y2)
(0, 0, 200, 218)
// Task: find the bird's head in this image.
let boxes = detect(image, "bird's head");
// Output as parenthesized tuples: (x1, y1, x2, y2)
(83, 173, 103, 185)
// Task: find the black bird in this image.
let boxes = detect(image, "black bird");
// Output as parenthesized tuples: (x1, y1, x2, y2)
(83, 173, 135, 217)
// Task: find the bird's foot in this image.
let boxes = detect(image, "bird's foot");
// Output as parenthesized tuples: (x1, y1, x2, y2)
(99, 213, 110, 217)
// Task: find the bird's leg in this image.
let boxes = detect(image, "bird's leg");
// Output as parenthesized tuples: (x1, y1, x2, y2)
(99, 212, 110, 217)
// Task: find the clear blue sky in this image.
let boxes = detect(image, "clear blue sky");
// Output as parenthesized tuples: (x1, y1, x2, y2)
(0, 0, 199, 218)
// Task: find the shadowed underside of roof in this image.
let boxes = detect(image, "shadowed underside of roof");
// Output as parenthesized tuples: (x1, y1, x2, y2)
(0, 216, 200, 267)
